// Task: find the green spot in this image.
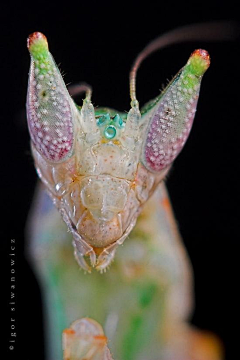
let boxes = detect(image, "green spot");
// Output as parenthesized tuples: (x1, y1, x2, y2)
(122, 315, 144, 360)
(29, 40, 49, 60)
(104, 125, 117, 139)
(113, 114, 124, 128)
(186, 50, 210, 77)
(121, 281, 158, 359)
(95, 108, 127, 119)
(138, 283, 157, 308)
(97, 113, 110, 127)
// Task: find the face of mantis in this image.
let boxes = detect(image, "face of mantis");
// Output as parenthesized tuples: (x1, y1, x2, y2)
(26, 32, 210, 272)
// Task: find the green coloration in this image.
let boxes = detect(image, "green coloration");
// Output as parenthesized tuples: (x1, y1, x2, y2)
(122, 315, 144, 360)
(45, 261, 68, 360)
(140, 71, 182, 116)
(130, 230, 149, 243)
(29, 38, 49, 60)
(113, 114, 125, 128)
(180, 64, 203, 90)
(104, 125, 117, 139)
(26, 28, 213, 360)
(97, 113, 111, 127)
(96, 111, 125, 140)
(28, 36, 58, 77)
(140, 73, 181, 116)
(187, 52, 209, 77)
(121, 281, 160, 360)
(137, 283, 158, 309)
(28, 188, 173, 360)
(95, 107, 127, 120)
(141, 52, 209, 117)
(140, 95, 161, 116)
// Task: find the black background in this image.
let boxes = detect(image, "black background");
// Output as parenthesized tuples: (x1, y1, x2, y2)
(1, 1, 239, 359)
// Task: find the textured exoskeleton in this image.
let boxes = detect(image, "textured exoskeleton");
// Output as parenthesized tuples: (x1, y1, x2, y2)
(26, 32, 210, 272)
(25, 23, 235, 360)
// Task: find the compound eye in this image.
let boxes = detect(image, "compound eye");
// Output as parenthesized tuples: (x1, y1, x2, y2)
(142, 49, 210, 172)
(26, 32, 75, 162)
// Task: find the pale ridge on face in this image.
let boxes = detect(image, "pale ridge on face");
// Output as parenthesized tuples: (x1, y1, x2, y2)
(26, 32, 209, 271)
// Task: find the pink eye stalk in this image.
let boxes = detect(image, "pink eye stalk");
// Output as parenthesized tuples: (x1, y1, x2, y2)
(26, 32, 75, 162)
(142, 49, 210, 172)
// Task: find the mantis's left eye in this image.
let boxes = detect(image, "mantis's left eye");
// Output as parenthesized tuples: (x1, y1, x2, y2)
(26, 32, 75, 162)
(141, 49, 210, 172)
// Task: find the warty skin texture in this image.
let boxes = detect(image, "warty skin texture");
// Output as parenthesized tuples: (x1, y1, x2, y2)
(27, 32, 209, 271)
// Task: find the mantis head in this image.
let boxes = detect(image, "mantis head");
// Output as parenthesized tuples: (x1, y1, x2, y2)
(26, 32, 210, 271)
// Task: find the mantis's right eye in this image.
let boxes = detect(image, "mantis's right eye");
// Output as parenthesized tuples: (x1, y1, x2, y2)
(26, 32, 75, 162)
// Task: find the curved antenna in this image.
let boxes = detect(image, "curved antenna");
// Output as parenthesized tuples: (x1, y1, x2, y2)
(68, 82, 92, 101)
(129, 21, 239, 103)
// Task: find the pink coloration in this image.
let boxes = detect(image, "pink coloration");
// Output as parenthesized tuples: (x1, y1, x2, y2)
(27, 32, 48, 50)
(27, 50, 74, 162)
(143, 76, 200, 172)
(192, 49, 210, 66)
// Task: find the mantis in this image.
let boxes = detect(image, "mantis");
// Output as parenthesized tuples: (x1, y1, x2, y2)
(25, 22, 234, 359)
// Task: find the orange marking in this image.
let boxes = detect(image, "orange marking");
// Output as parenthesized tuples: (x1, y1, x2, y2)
(63, 328, 75, 335)
(130, 181, 136, 189)
(192, 49, 210, 64)
(27, 32, 48, 49)
(92, 247, 104, 255)
(94, 335, 107, 342)
(162, 197, 171, 211)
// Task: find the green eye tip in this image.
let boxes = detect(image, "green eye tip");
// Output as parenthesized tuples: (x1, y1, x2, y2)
(27, 32, 49, 58)
(104, 125, 117, 139)
(187, 49, 210, 76)
(97, 114, 111, 127)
